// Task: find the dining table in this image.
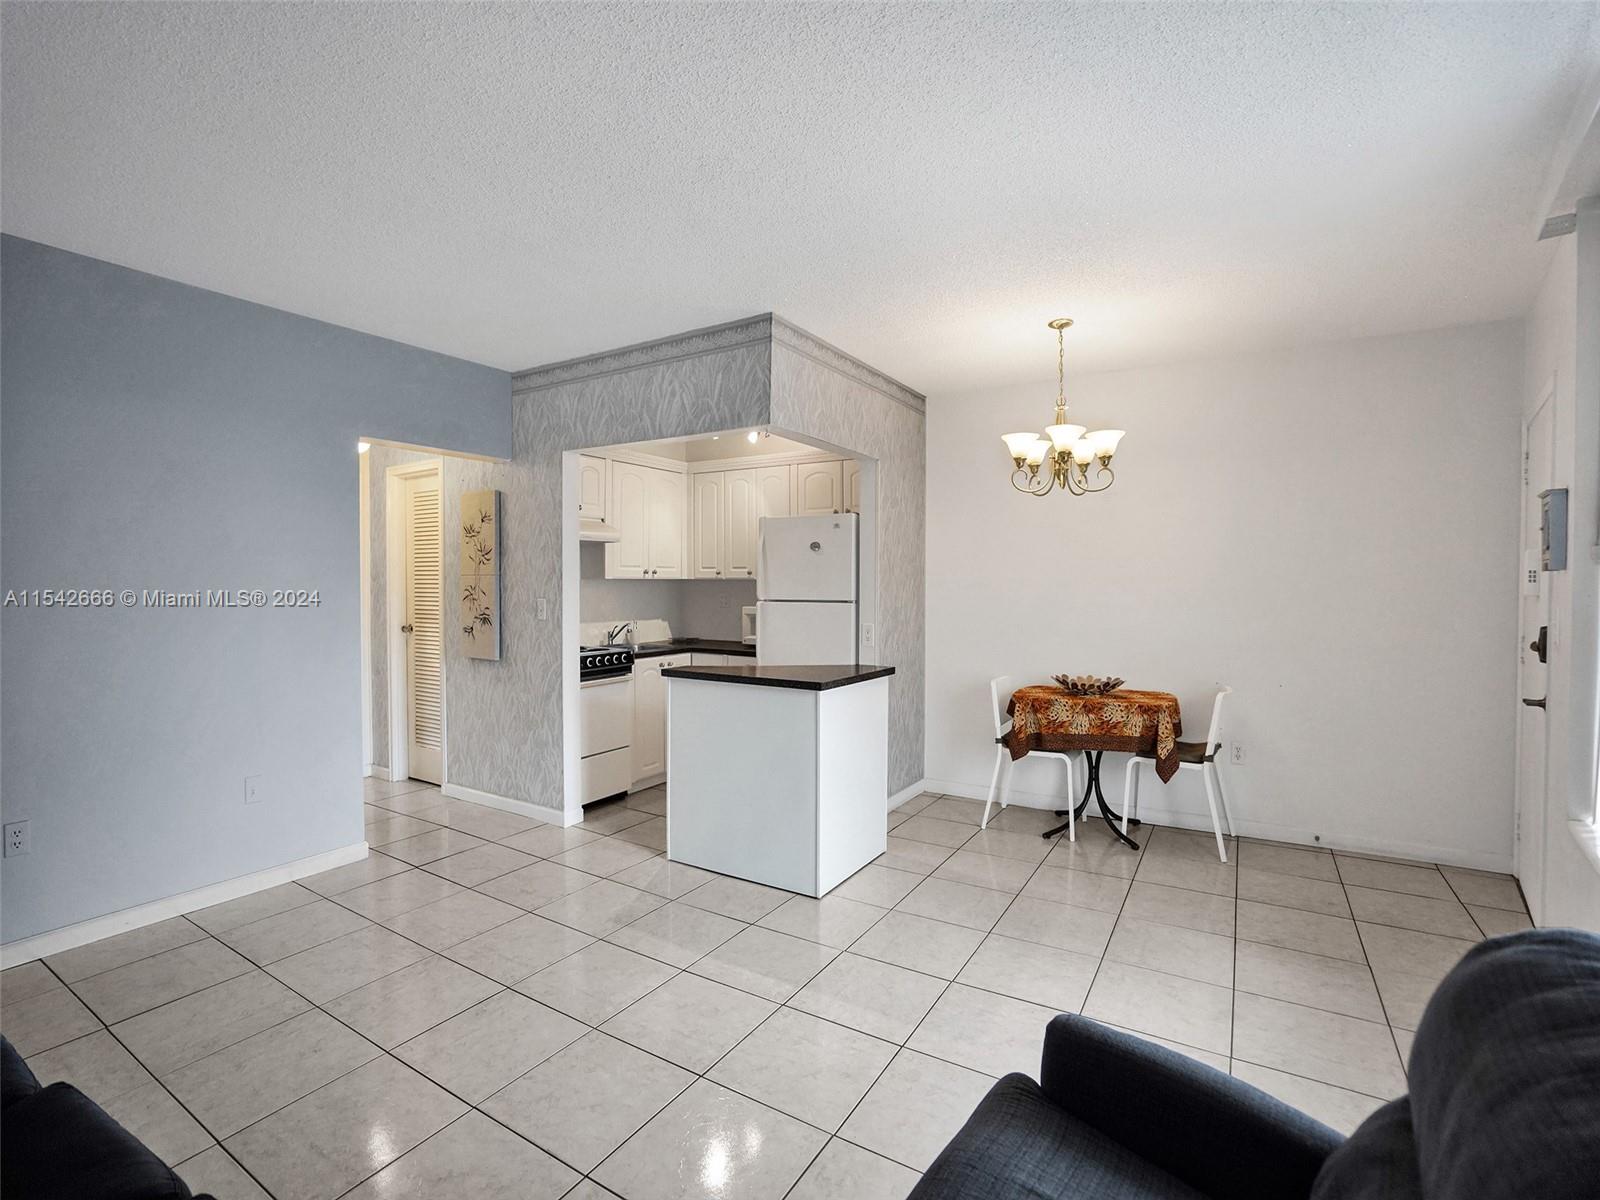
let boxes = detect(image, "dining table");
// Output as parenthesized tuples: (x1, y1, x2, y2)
(1004, 685, 1183, 850)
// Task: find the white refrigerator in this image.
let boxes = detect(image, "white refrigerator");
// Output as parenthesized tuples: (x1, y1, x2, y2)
(756, 513, 859, 666)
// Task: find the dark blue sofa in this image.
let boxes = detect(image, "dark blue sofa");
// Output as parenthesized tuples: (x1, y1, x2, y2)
(910, 928, 1600, 1199)
(1, 1034, 211, 1200)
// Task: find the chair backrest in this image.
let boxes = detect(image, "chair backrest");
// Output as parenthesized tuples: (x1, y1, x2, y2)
(1206, 686, 1232, 752)
(989, 675, 1015, 739)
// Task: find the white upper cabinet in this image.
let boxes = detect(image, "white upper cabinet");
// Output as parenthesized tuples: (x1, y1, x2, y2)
(647, 466, 687, 578)
(843, 459, 861, 514)
(578, 454, 608, 519)
(723, 469, 758, 579)
(606, 459, 650, 577)
(795, 460, 844, 515)
(692, 472, 725, 578)
(606, 459, 687, 579)
(755, 465, 792, 521)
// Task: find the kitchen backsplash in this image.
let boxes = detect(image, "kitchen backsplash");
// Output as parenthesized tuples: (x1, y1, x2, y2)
(579, 539, 753, 641)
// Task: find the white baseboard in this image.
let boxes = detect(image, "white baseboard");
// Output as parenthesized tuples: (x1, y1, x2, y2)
(630, 773, 666, 792)
(923, 776, 1515, 874)
(888, 778, 930, 810)
(0, 841, 370, 969)
(443, 781, 565, 827)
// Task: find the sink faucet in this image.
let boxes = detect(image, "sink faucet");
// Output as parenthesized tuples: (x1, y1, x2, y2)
(606, 622, 631, 646)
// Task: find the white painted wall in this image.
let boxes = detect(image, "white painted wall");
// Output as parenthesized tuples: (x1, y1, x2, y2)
(1525, 211, 1600, 931)
(926, 322, 1523, 870)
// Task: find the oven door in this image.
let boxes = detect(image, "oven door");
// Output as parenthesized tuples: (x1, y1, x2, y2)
(580, 674, 633, 758)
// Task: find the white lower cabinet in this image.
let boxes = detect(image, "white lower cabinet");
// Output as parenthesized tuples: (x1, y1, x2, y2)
(631, 655, 686, 786)
(688, 653, 728, 666)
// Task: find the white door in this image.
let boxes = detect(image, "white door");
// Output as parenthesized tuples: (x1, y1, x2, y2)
(843, 459, 862, 514)
(1516, 387, 1556, 919)
(578, 455, 608, 520)
(647, 467, 686, 579)
(794, 461, 844, 515)
(403, 471, 444, 784)
(758, 513, 858, 601)
(606, 460, 648, 578)
(724, 468, 758, 580)
(692, 472, 724, 578)
(756, 601, 857, 665)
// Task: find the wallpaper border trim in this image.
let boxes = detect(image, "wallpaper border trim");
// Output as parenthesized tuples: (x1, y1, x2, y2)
(512, 315, 774, 393)
(772, 316, 926, 413)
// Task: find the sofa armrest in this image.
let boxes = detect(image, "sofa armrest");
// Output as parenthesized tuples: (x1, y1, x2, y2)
(1041, 1014, 1342, 1199)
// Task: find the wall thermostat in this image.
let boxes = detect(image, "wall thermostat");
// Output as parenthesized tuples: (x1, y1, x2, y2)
(1539, 487, 1568, 572)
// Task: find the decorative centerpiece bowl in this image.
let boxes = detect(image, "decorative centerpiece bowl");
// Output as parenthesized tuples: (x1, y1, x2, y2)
(1051, 674, 1125, 696)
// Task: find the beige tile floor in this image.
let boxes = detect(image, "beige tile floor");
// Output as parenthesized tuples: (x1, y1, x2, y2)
(0, 781, 1532, 1200)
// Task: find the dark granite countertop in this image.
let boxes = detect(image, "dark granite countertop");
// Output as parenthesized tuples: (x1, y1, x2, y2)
(632, 638, 756, 659)
(661, 663, 895, 691)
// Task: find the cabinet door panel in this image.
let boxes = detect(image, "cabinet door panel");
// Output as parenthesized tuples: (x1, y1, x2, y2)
(606, 461, 649, 578)
(723, 469, 758, 579)
(755, 466, 792, 521)
(647, 466, 687, 578)
(843, 459, 861, 514)
(692, 473, 724, 578)
(632, 660, 665, 782)
(795, 461, 843, 516)
(578, 455, 608, 519)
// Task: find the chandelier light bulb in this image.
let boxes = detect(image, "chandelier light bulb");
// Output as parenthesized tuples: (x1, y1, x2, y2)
(1088, 429, 1125, 459)
(1070, 438, 1096, 466)
(1001, 431, 1039, 460)
(1025, 438, 1051, 466)
(1045, 423, 1086, 452)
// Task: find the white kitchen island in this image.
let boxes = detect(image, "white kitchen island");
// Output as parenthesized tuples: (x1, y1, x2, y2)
(663, 663, 894, 897)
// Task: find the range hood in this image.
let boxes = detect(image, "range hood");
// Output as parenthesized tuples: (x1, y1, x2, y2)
(579, 516, 621, 542)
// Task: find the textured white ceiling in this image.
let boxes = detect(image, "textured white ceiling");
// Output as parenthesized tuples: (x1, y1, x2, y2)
(3, 2, 1597, 393)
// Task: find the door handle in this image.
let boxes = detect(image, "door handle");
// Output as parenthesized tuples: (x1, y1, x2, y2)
(1522, 696, 1547, 709)
(400, 623, 413, 634)
(1530, 625, 1549, 663)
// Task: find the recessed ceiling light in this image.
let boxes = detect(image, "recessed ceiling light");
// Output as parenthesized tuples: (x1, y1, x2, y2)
(747, 430, 759, 443)
(711, 435, 720, 440)
(357, 441, 371, 453)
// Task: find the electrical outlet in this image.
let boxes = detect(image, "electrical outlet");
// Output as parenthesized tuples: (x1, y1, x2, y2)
(1230, 743, 1245, 765)
(862, 623, 876, 647)
(244, 775, 263, 805)
(719, 591, 730, 609)
(536, 597, 549, 621)
(3, 820, 29, 857)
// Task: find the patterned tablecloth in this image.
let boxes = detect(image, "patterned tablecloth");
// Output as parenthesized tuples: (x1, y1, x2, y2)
(1005, 687, 1184, 782)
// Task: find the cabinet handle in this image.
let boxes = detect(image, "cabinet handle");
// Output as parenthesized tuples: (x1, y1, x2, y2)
(747, 569, 753, 576)
(716, 570, 722, 576)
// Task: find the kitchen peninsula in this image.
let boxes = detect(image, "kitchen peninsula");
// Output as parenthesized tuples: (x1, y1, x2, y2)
(663, 663, 894, 897)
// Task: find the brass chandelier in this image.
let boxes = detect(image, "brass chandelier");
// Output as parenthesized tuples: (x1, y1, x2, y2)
(1002, 319, 1124, 497)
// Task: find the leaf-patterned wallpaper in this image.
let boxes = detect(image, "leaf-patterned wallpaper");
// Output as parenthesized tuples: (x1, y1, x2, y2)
(769, 322, 927, 793)
(367, 316, 926, 809)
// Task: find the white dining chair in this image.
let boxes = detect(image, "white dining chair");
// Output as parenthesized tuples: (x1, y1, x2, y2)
(1121, 685, 1235, 861)
(983, 675, 1083, 839)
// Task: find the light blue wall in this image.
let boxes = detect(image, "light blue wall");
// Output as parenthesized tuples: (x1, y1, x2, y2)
(0, 236, 511, 943)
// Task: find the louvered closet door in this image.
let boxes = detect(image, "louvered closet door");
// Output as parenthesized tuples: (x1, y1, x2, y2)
(404, 472, 444, 784)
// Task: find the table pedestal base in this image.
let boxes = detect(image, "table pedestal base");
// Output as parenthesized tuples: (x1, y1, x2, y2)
(1042, 750, 1141, 850)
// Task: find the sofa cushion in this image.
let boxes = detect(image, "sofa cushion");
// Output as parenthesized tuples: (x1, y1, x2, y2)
(1310, 1099, 1422, 1199)
(1405, 928, 1600, 1200)
(0, 1080, 193, 1200)
(910, 1073, 1206, 1200)
(2, 1033, 41, 1109)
